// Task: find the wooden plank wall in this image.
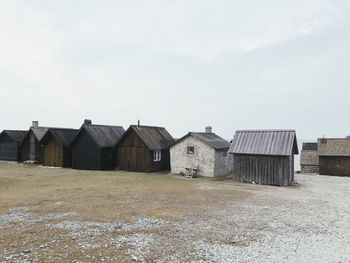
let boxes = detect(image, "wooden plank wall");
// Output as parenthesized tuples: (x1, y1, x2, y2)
(118, 129, 152, 172)
(233, 154, 292, 186)
(43, 136, 64, 167)
(319, 156, 350, 176)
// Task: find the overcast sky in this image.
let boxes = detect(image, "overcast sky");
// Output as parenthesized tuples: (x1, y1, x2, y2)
(1, 0, 350, 140)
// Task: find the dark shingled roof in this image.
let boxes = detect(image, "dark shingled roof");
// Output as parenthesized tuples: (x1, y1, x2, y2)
(171, 132, 230, 150)
(0, 130, 28, 143)
(82, 124, 125, 147)
(122, 125, 175, 150)
(229, 130, 298, 156)
(42, 128, 79, 147)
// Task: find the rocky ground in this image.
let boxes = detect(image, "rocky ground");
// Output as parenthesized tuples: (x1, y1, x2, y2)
(0, 163, 350, 262)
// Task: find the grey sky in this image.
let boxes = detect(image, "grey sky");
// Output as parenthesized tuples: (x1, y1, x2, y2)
(1, 0, 350, 140)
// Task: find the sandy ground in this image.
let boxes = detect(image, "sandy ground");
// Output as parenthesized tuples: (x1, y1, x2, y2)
(0, 162, 350, 262)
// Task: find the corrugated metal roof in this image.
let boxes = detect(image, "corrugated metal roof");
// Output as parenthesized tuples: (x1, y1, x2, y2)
(0, 130, 27, 143)
(45, 128, 79, 147)
(83, 124, 125, 148)
(171, 132, 230, 150)
(129, 125, 175, 150)
(229, 130, 298, 156)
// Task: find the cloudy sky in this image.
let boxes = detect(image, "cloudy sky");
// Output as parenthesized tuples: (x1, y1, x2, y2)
(1, 0, 350, 140)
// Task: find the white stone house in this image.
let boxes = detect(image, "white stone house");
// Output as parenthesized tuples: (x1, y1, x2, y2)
(170, 127, 231, 177)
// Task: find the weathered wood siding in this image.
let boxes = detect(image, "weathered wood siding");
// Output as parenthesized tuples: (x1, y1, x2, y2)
(118, 129, 170, 172)
(118, 129, 152, 172)
(319, 156, 350, 177)
(41, 134, 73, 167)
(233, 154, 293, 186)
(0, 134, 18, 161)
(72, 131, 101, 170)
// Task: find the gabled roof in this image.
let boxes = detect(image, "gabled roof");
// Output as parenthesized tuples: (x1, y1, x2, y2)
(120, 125, 175, 150)
(41, 128, 79, 147)
(229, 130, 298, 156)
(171, 132, 230, 150)
(0, 130, 28, 143)
(78, 124, 125, 148)
(32, 127, 49, 141)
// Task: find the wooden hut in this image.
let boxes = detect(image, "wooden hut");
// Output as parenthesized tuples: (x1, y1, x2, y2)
(300, 142, 319, 174)
(117, 125, 175, 173)
(40, 128, 79, 167)
(229, 130, 299, 186)
(318, 137, 350, 177)
(170, 127, 231, 177)
(19, 122, 49, 163)
(0, 130, 27, 162)
(71, 120, 125, 170)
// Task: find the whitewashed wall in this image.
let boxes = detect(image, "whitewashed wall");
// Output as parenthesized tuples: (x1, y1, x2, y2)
(170, 136, 216, 177)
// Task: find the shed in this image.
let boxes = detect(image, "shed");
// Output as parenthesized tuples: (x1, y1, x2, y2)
(117, 125, 175, 172)
(300, 142, 319, 174)
(71, 120, 125, 170)
(0, 130, 27, 162)
(40, 128, 79, 167)
(318, 138, 350, 176)
(19, 122, 49, 163)
(170, 127, 231, 177)
(229, 130, 299, 186)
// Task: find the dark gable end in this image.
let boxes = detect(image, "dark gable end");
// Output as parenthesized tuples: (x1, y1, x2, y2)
(119, 125, 175, 150)
(41, 128, 79, 147)
(1, 130, 27, 143)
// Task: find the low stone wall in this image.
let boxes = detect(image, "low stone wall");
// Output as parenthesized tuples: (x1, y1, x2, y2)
(301, 164, 319, 174)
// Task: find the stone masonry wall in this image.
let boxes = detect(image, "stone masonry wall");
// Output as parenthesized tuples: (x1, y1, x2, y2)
(170, 137, 216, 177)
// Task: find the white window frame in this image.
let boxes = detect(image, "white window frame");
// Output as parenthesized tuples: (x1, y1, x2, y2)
(153, 149, 162, 162)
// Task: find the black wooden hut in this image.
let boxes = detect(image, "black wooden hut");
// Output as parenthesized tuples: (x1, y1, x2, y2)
(71, 121, 125, 170)
(0, 130, 27, 162)
(19, 123, 49, 163)
(117, 125, 175, 173)
(40, 128, 79, 167)
(229, 130, 299, 186)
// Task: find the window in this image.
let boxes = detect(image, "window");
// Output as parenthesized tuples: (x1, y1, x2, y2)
(153, 149, 162, 162)
(187, 146, 194, 154)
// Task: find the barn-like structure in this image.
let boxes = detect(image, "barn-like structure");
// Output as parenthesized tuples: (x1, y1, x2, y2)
(40, 128, 79, 167)
(0, 130, 27, 162)
(229, 130, 299, 186)
(71, 120, 125, 170)
(117, 125, 175, 173)
(19, 122, 49, 163)
(318, 137, 350, 177)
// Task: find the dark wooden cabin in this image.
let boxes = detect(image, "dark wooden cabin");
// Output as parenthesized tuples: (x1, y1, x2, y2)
(19, 123, 49, 163)
(71, 120, 125, 170)
(229, 130, 299, 186)
(117, 125, 175, 173)
(318, 137, 350, 177)
(40, 128, 79, 167)
(0, 130, 27, 162)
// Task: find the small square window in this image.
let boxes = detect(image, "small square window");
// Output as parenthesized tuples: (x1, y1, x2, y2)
(187, 146, 194, 154)
(153, 149, 161, 162)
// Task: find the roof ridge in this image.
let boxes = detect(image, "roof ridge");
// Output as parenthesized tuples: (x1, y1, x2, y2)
(131, 125, 166, 129)
(236, 129, 296, 133)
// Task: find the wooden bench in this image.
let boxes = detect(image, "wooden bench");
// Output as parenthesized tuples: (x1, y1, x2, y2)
(184, 165, 199, 178)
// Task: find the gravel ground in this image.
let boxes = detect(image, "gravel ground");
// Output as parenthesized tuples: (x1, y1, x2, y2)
(1, 167, 350, 262)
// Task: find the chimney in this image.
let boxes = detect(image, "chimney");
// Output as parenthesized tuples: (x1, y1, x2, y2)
(138, 119, 140, 127)
(205, 126, 212, 133)
(84, 119, 92, 125)
(31, 121, 39, 128)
